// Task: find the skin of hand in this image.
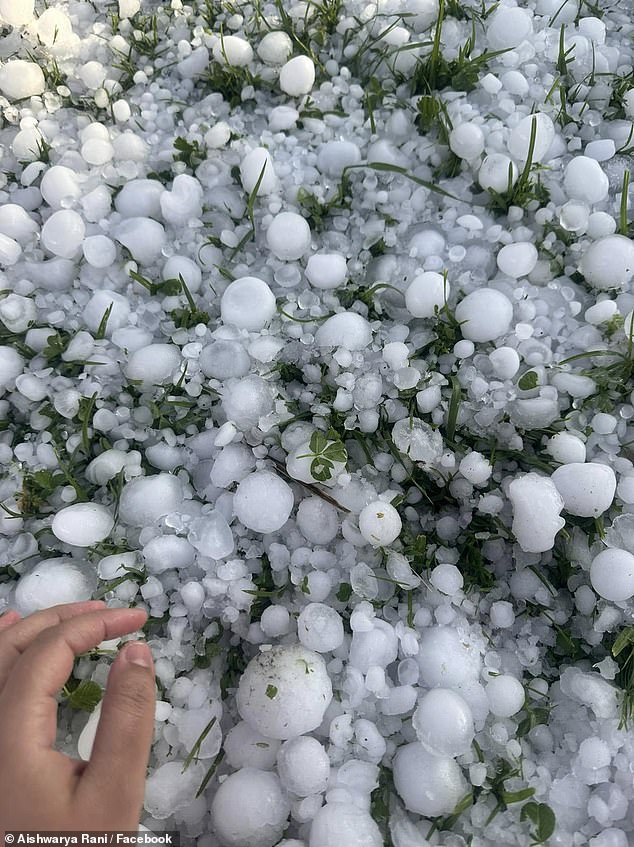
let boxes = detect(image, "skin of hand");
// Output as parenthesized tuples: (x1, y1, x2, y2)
(0, 601, 156, 832)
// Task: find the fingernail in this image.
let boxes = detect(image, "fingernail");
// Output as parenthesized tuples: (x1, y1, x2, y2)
(124, 641, 153, 668)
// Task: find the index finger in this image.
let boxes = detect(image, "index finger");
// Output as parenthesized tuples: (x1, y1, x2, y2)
(0, 601, 106, 692)
(0, 607, 148, 754)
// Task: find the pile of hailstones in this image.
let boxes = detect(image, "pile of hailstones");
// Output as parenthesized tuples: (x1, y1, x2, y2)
(2, 0, 634, 845)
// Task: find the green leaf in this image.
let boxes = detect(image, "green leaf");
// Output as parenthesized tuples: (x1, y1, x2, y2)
(518, 371, 539, 391)
(266, 684, 278, 699)
(503, 786, 536, 804)
(324, 442, 347, 463)
(446, 375, 462, 442)
(196, 749, 224, 798)
(612, 626, 634, 658)
(521, 802, 556, 844)
(336, 582, 352, 603)
(309, 430, 329, 455)
(95, 303, 114, 340)
(66, 679, 102, 712)
(182, 716, 217, 772)
(311, 457, 334, 481)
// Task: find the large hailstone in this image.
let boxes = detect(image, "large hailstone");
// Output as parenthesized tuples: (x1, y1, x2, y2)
(551, 462, 616, 517)
(276, 736, 331, 796)
(393, 742, 467, 816)
(240, 147, 277, 194)
(507, 113, 555, 163)
(315, 312, 372, 351)
(211, 768, 290, 847)
(358, 501, 402, 547)
(223, 721, 281, 771)
(15, 558, 97, 615)
(0, 346, 24, 393)
(455, 288, 514, 342)
(0, 0, 35, 25)
(508, 473, 565, 553)
(266, 212, 312, 261)
(144, 761, 205, 820)
(417, 626, 482, 688)
(234, 471, 294, 534)
(564, 156, 609, 205)
(212, 35, 254, 67)
(297, 603, 344, 653)
(125, 343, 181, 387)
(51, 503, 114, 547)
(579, 235, 634, 290)
(286, 438, 346, 489)
(485, 674, 525, 717)
(590, 549, 634, 602)
(279, 56, 315, 97)
(412, 688, 475, 757)
(237, 644, 333, 739)
(118, 474, 184, 527)
(309, 802, 382, 847)
(222, 375, 275, 430)
(405, 271, 449, 318)
(0, 60, 45, 99)
(221, 276, 277, 331)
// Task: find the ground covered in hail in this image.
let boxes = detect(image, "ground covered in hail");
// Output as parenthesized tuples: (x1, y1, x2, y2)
(2, 0, 634, 844)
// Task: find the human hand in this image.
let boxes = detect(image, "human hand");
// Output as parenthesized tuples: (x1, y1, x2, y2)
(0, 601, 156, 832)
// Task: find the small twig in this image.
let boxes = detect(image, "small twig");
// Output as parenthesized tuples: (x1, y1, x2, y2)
(267, 457, 351, 513)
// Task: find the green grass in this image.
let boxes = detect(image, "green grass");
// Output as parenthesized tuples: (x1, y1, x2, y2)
(611, 627, 634, 729)
(486, 115, 551, 211)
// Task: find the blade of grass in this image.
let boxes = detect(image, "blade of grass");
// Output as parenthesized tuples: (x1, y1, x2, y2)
(182, 716, 217, 772)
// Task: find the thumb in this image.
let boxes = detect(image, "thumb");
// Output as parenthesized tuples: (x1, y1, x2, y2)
(79, 641, 156, 824)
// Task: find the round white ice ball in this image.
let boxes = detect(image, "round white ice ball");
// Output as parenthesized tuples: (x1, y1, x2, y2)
(258, 31, 293, 65)
(496, 242, 538, 279)
(52, 503, 114, 547)
(0, 346, 24, 392)
(297, 603, 344, 653)
(315, 312, 372, 351)
(393, 742, 467, 816)
(485, 674, 525, 717)
(564, 156, 609, 205)
(212, 35, 254, 67)
(455, 289, 513, 342)
(478, 154, 518, 194)
(309, 803, 382, 847)
(507, 113, 555, 163)
(267, 212, 312, 261)
(280, 56, 315, 97)
(590, 548, 634, 602)
(221, 276, 277, 331)
(118, 474, 183, 527)
(579, 235, 634, 290)
(358, 501, 402, 547)
(412, 688, 474, 757)
(417, 626, 482, 687)
(551, 462, 616, 517)
(125, 343, 181, 388)
(305, 253, 347, 289)
(449, 122, 485, 160)
(15, 558, 97, 615)
(405, 271, 449, 318)
(211, 768, 290, 847)
(237, 644, 333, 740)
(234, 471, 294, 534)
(224, 721, 281, 771)
(277, 736, 330, 796)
